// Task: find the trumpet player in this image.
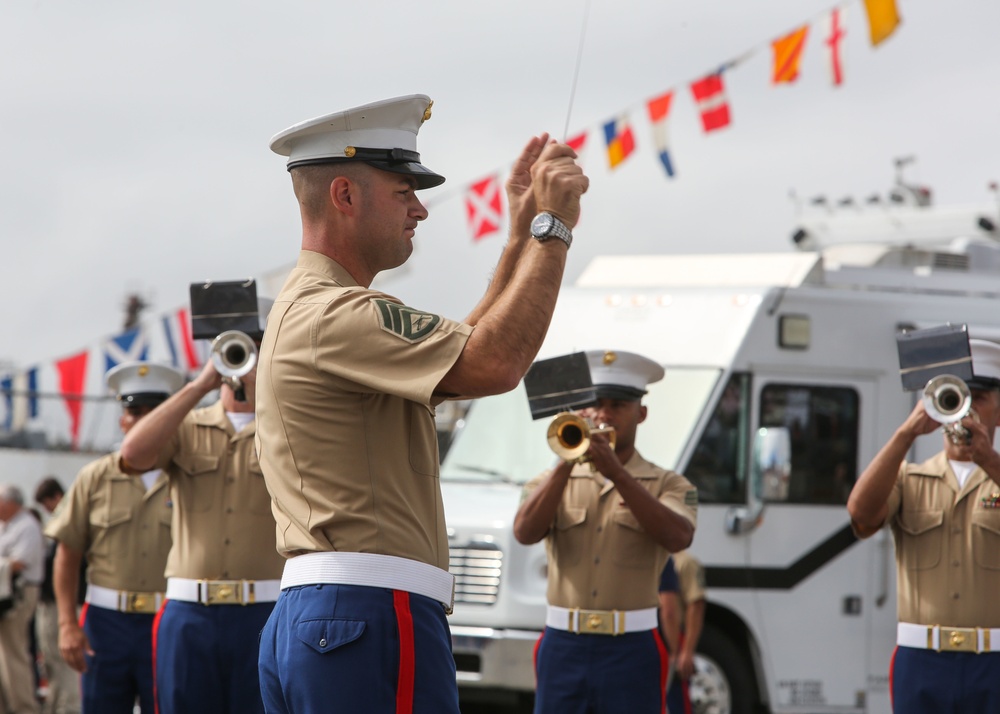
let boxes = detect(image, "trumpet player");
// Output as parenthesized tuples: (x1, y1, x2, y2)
(514, 349, 697, 714)
(118, 307, 283, 714)
(848, 338, 1000, 712)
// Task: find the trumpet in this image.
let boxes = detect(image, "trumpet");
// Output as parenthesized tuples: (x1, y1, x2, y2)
(547, 412, 616, 463)
(210, 330, 258, 402)
(922, 374, 976, 445)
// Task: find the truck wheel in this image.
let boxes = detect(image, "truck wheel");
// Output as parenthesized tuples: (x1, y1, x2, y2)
(689, 623, 756, 714)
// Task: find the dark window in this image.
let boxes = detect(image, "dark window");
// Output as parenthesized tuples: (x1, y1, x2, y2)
(759, 384, 859, 505)
(685, 373, 750, 504)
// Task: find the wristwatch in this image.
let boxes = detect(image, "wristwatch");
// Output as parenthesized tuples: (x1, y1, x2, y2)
(530, 212, 573, 248)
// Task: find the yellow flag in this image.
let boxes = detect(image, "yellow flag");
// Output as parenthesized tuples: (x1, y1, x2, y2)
(863, 0, 901, 46)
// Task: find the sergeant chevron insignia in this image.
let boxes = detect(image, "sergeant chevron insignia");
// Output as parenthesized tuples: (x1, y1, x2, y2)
(371, 298, 442, 343)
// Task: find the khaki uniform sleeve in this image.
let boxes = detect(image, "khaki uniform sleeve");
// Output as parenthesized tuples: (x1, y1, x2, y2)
(44, 460, 99, 553)
(311, 291, 472, 407)
(660, 471, 698, 531)
(674, 551, 707, 605)
(884, 461, 907, 525)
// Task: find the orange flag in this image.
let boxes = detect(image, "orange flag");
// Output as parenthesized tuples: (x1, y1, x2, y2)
(863, 0, 901, 46)
(771, 26, 809, 84)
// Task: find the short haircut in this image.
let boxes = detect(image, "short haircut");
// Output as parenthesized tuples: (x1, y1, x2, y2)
(0, 485, 25, 506)
(35, 477, 65, 504)
(291, 162, 372, 221)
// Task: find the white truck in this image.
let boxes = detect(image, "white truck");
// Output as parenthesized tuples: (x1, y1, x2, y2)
(440, 192, 1000, 712)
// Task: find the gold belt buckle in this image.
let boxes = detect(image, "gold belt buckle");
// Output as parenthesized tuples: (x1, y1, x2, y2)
(203, 580, 244, 606)
(574, 609, 623, 636)
(939, 626, 979, 653)
(124, 591, 159, 614)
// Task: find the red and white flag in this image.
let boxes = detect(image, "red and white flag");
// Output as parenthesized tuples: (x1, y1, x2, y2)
(824, 7, 848, 86)
(466, 174, 504, 242)
(690, 73, 731, 133)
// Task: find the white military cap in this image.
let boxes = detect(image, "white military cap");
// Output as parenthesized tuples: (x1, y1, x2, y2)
(105, 361, 185, 407)
(585, 350, 665, 401)
(968, 339, 1000, 390)
(269, 94, 445, 189)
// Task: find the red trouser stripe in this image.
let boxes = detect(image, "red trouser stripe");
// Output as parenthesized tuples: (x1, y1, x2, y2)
(654, 629, 670, 714)
(151, 599, 169, 714)
(393, 591, 415, 714)
(77, 602, 89, 629)
(889, 645, 898, 711)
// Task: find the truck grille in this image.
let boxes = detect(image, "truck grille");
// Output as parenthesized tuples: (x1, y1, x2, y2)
(449, 543, 503, 605)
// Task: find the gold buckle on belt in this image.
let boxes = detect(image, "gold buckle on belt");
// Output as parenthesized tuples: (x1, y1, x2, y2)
(123, 591, 160, 614)
(568, 609, 625, 636)
(201, 580, 249, 606)
(936, 626, 980, 653)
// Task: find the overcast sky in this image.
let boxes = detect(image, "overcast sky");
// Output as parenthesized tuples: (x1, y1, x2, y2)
(2, 0, 998, 370)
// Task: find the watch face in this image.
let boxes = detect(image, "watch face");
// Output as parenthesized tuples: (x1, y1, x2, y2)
(531, 213, 553, 237)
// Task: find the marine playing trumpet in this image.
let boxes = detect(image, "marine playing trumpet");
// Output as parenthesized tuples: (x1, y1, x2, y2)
(922, 373, 978, 445)
(547, 412, 616, 463)
(210, 330, 258, 402)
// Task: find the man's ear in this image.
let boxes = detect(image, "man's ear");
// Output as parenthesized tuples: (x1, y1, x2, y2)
(330, 176, 357, 215)
(637, 404, 648, 424)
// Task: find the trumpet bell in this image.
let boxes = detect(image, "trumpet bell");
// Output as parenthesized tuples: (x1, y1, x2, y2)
(922, 374, 971, 424)
(546, 412, 616, 463)
(211, 330, 258, 378)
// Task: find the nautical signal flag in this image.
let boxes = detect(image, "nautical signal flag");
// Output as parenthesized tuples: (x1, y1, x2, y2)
(162, 308, 201, 373)
(771, 26, 809, 84)
(104, 327, 149, 372)
(863, 0, 900, 46)
(603, 115, 635, 169)
(646, 91, 676, 178)
(824, 8, 848, 86)
(465, 174, 504, 242)
(690, 73, 731, 133)
(566, 130, 588, 154)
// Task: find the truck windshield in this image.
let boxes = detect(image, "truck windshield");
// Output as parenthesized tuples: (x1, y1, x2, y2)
(440, 367, 721, 485)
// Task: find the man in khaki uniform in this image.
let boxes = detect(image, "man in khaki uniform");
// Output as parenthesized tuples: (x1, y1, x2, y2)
(658, 551, 706, 714)
(848, 338, 1000, 712)
(514, 350, 698, 714)
(119, 350, 284, 714)
(255, 94, 589, 714)
(45, 361, 184, 713)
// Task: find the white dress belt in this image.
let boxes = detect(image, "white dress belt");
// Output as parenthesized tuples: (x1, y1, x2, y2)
(546, 605, 658, 635)
(86, 584, 164, 614)
(280, 552, 455, 613)
(897, 622, 1000, 653)
(165, 577, 281, 606)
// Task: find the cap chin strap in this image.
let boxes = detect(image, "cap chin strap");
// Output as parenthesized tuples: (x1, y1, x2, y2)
(287, 147, 422, 171)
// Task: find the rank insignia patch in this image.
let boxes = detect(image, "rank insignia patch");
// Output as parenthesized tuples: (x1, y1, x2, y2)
(371, 299, 442, 343)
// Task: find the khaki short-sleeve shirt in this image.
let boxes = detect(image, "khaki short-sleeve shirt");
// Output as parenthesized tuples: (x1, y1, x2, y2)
(44, 453, 172, 592)
(672, 550, 706, 630)
(523, 451, 698, 611)
(886, 451, 1000, 627)
(158, 402, 284, 580)
(255, 251, 473, 571)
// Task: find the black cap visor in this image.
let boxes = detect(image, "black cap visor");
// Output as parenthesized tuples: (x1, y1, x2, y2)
(594, 384, 647, 401)
(287, 146, 445, 190)
(120, 392, 170, 408)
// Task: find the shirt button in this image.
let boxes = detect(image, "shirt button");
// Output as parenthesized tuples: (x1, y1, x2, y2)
(952, 527, 961, 534)
(596, 526, 603, 533)
(953, 593, 960, 599)
(226, 507, 233, 514)
(319, 638, 327, 648)
(953, 561, 960, 567)
(224, 539, 231, 545)
(594, 557, 600, 565)
(592, 590, 598, 597)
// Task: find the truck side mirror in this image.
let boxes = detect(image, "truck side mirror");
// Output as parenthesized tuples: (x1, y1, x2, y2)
(725, 426, 791, 535)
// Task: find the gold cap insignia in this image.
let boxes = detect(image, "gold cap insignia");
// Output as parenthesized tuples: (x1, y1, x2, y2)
(344, 146, 356, 158)
(138, 365, 149, 377)
(422, 100, 433, 123)
(603, 351, 617, 366)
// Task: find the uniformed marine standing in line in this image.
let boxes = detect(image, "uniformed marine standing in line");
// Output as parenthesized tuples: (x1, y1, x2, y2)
(119, 334, 284, 714)
(658, 551, 706, 714)
(514, 350, 698, 714)
(848, 338, 1000, 712)
(45, 361, 184, 713)
(254, 93, 589, 714)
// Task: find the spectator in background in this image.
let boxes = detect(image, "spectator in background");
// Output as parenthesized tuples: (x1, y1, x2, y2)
(0, 484, 45, 714)
(33, 478, 81, 714)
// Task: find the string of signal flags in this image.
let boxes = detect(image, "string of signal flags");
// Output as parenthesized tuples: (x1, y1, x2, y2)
(446, 0, 902, 242)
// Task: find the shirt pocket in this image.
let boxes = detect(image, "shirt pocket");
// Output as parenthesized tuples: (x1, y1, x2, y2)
(897, 508, 944, 570)
(99, 480, 137, 529)
(611, 508, 655, 570)
(172, 452, 221, 513)
(552, 506, 587, 567)
(408, 402, 440, 477)
(971, 510, 1000, 569)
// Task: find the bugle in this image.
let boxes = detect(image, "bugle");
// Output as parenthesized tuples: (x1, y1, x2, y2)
(210, 330, 258, 402)
(922, 374, 975, 445)
(547, 412, 616, 463)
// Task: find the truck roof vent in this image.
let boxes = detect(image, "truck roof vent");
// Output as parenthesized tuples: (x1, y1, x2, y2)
(931, 252, 969, 271)
(449, 542, 503, 605)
